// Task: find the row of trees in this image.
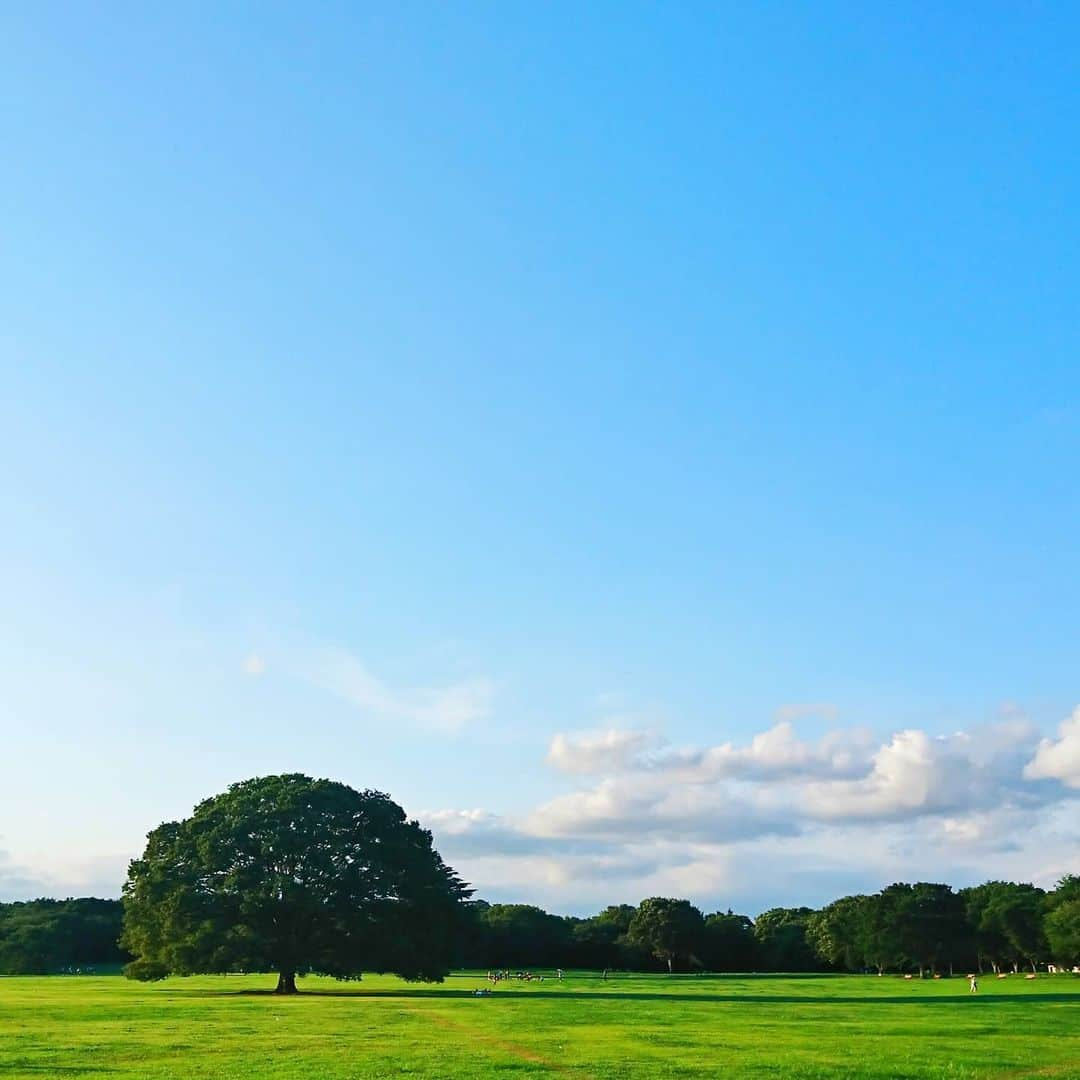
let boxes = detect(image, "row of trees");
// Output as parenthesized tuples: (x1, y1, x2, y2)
(460, 900, 758, 973)
(807, 880, 1080, 976)
(4, 880, 1076, 978)
(0, 898, 128, 974)
(457, 878, 1080, 976)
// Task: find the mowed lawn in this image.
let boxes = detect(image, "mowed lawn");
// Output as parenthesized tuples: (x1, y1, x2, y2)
(1, 972, 1078, 1079)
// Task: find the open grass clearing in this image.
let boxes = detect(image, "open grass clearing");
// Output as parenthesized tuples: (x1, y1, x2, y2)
(1, 971, 1078, 1078)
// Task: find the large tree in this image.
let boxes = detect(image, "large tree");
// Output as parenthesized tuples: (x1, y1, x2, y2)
(1044, 876, 1080, 967)
(754, 907, 819, 972)
(905, 882, 970, 976)
(627, 897, 704, 972)
(963, 881, 1046, 973)
(702, 910, 759, 972)
(806, 895, 869, 972)
(566, 904, 646, 970)
(121, 774, 469, 993)
(478, 904, 570, 968)
(861, 883, 969, 976)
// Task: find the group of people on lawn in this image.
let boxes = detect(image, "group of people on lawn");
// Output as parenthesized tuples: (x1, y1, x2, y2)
(486, 968, 564, 984)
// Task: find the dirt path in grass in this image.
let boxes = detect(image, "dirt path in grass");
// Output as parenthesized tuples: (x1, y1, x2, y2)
(401, 1003, 571, 1075)
(998, 1061, 1080, 1079)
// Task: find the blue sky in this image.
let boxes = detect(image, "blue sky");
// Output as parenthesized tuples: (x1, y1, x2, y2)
(2, 3, 1078, 914)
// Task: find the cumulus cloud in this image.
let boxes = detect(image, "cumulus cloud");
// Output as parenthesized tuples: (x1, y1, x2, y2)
(418, 809, 611, 858)
(495, 717, 1054, 850)
(418, 810, 714, 908)
(926, 807, 1039, 853)
(804, 721, 1048, 822)
(647, 722, 876, 782)
(0, 850, 127, 902)
(807, 729, 977, 822)
(527, 777, 795, 843)
(546, 728, 659, 774)
(457, 849, 696, 906)
(1024, 707, 1080, 789)
(302, 647, 493, 734)
(543, 721, 874, 783)
(420, 710, 1079, 912)
(544, 721, 881, 781)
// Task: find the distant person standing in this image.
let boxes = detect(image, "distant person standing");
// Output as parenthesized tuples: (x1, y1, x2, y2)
(969, 974, 978, 994)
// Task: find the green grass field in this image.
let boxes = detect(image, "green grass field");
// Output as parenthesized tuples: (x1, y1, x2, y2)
(1, 971, 1077, 1079)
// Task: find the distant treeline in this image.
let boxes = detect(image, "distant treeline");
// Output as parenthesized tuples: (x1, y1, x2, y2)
(3, 877, 1078, 976)
(455, 877, 1080, 976)
(0, 898, 129, 974)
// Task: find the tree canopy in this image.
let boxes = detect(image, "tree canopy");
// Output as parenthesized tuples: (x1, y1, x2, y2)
(0, 899, 128, 974)
(806, 895, 869, 972)
(476, 904, 569, 967)
(1044, 876, 1080, 967)
(627, 897, 704, 972)
(701, 910, 758, 971)
(962, 881, 1047, 973)
(754, 907, 818, 972)
(121, 774, 470, 992)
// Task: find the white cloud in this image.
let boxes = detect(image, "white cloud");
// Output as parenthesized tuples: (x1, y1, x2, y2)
(0, 850, 128, 902)
(803, 729, 956, 821)
(927, 807, 1036, 853)
(546, 728, 659, 774)
(302, 647, 494, 734)
(419, 710, 1079, 913)
(598, 721, 876, 783)
(475, 717, 1054, 855)
(526, 776, 794, 844)
(1024, 707, 1080, 789)
(804, 722, 1044, 822)
(682, 722, 874, 780)
(419, 809, 609, 857)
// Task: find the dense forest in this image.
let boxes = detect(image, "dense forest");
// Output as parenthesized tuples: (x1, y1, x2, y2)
(0, 898, 129, 973)
(2, 877, 1078, 976)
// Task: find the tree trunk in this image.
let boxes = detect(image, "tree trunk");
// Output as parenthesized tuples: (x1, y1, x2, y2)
(276, 970, 298, 994)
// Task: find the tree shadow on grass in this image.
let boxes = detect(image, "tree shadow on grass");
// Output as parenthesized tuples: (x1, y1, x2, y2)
(3, 1066, 114, 1075)
(186, 988, 1080, 1006)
